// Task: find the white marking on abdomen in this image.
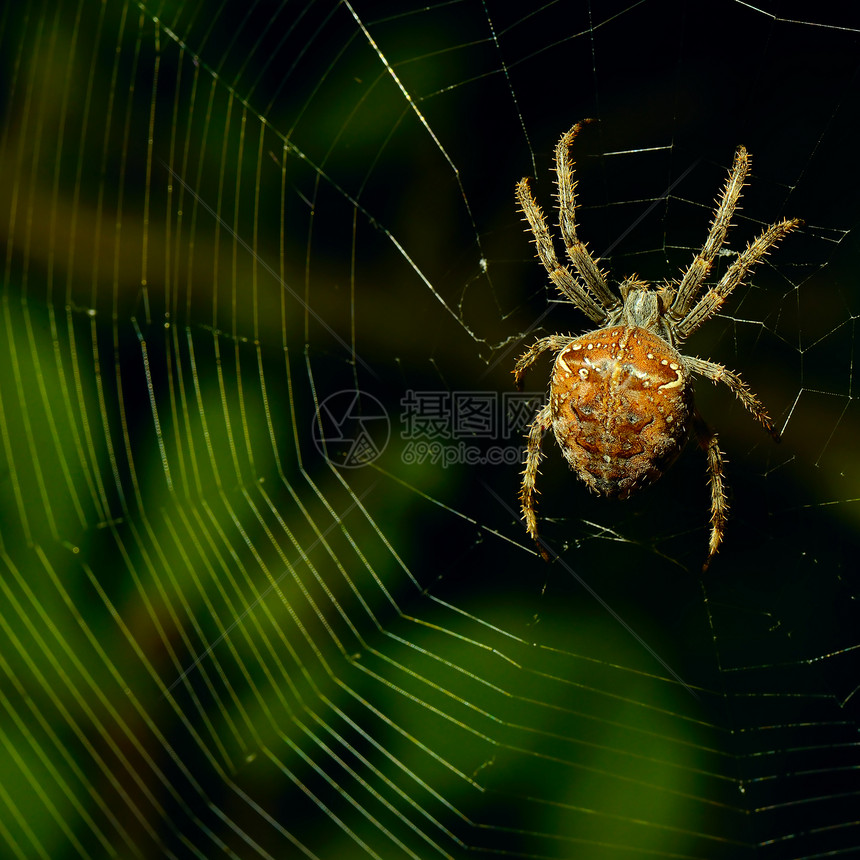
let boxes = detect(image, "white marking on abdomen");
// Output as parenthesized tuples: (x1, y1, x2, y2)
(659, 368, 684, 390)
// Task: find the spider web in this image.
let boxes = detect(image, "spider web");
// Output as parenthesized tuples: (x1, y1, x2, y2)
(0, 1, 858, 858)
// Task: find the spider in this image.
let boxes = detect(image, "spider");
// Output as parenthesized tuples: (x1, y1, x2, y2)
(514, 120, 801, 569)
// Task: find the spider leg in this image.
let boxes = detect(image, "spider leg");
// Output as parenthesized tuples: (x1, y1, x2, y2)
(516, 177, 607, 324)
(554, 120, 619, 311)
(520, 402, 553, 561)
(693, 411, 728, 571)
(685, 355, 780, 440)
(674, 217, 801, 339)
(670, 146, 751, 322)
(513, 335, 574, 389)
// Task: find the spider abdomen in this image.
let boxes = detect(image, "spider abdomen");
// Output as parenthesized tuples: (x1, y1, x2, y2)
(549, 326, 693, 499)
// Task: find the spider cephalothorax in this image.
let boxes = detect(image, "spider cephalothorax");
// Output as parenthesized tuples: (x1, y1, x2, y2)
(514, 120, 801, 568)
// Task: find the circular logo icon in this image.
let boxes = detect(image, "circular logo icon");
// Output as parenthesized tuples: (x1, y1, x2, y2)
(311, 390, 390, 468)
